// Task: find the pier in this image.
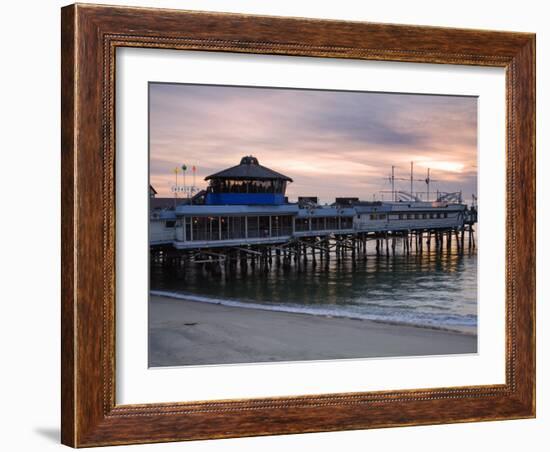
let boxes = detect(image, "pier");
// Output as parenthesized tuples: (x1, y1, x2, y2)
(151, 225, 476, 274)
(150, 155, 476, 273)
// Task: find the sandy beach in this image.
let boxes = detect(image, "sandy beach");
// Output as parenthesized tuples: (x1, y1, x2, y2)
(149, 294, 477, 367)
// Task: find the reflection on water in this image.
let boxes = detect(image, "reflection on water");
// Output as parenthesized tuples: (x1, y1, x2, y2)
(150, 237, 477, 334)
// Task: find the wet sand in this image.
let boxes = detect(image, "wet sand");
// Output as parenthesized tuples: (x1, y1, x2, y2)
(149, 295, 477, 367)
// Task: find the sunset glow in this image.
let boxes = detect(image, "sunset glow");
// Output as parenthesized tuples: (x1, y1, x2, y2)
(149, 83, 477, 204)
(416, 160, 466, 173)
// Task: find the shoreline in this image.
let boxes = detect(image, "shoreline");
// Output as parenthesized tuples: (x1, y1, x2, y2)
(149, 294, 477, 367)
(150, 290, 476, 336)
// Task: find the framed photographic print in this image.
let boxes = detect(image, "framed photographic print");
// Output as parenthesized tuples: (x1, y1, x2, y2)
(61, 3, 535, 447)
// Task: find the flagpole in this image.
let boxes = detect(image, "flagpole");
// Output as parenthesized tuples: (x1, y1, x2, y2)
(181, 164, 188, 199)
(175, 167, 180, 209)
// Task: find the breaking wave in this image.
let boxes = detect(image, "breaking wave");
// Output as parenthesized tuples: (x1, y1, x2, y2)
(150, 290, 477, 335)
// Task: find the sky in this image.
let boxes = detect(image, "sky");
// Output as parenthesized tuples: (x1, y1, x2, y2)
(149, 83, 477, 205)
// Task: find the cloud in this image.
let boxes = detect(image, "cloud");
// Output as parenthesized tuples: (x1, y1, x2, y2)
(149, 83, 477, 203)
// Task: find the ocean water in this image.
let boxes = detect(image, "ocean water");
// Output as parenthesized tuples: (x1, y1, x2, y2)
(150, 238, 477, 335)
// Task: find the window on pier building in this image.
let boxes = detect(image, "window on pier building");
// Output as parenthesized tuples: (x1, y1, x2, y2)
(213, 217, 221, 240)
(211, 179, 286, 194)
(259, 216, 270, 237)
(444, 212, 448, 218)
(414, 214, 419, 219)
(281, 215, 292, 235)
(228, 216, 246, 240)
(295, 218, 310, 232)
(165, 220, 175, 228)
(220, 216, 229, 240)
(271, 215, 293, 237)
(370, 214, 377, 220)
(340, 216, 353, 229)
(191, 217, 207, 241)
(422, 213, 427, 219)
(327, 216, 338, 229)
(312, 217, 327, 231)
(246, 215, 286, 239)
(246, 216, 260, 238)
(188, 216, 220, 241)
(187, 215, 293, 241)
(271, 215, 280, 236)
(184, 217, 192, 240)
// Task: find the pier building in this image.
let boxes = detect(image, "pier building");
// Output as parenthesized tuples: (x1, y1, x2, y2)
(150, 156, 476, 266)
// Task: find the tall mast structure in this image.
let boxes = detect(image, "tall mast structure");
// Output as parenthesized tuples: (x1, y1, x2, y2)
(410, 161, 414, 198)
(391, 166, 395, 202)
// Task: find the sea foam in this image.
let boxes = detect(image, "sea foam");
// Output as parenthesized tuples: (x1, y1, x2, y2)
(150, 290, 476, 335)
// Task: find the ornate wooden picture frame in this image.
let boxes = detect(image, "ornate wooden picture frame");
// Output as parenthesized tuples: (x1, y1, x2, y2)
(61, 3, 535, 447)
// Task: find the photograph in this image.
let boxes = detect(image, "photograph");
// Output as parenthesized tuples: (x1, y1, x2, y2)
(50, 1, 537, 448)
(148, 83, 479, 367)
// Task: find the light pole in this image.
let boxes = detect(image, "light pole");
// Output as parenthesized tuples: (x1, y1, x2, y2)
(173, 167, 180, 209)
(181, 164, 187, 198)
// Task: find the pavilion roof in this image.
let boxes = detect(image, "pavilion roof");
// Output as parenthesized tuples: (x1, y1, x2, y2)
(205, 156, 293, 182)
